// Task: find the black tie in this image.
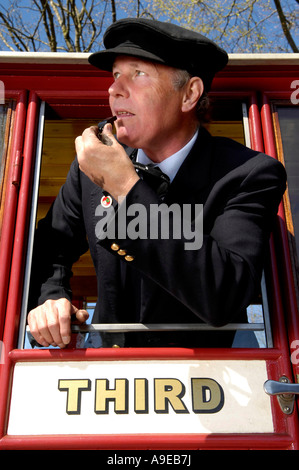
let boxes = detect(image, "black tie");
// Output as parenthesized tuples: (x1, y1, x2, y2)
(133, 161, 170, 199)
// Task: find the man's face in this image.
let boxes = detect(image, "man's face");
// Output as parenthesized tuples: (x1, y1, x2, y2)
(108, 56, 187, 158)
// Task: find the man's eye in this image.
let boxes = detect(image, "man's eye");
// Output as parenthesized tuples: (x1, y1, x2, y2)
(113, 72, 120, 79)
(136, 70, 145, 76)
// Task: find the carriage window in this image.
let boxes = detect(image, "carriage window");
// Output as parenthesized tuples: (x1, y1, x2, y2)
(20, 99, 272, 349)
(38, 116, 98, 302)
(20, 107, 99, 349)
(272, 105, 299, 309)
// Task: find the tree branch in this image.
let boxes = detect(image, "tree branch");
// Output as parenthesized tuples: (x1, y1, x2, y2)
(0, 10, 30, 51)
(33, 0, 58, 51)
(49, 0, 75, 51)
(111, 0, 117, 22)
(273, 0, 298, 52)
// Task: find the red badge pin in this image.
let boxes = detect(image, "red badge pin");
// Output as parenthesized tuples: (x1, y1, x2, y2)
(101, 194, 112, 208)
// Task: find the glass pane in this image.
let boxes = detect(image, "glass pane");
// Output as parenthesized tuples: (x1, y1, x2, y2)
(276, 107, 299, 262)
(39, 116, 98, 300)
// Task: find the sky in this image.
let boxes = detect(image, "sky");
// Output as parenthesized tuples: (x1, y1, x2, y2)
(0, 0, 298, 53)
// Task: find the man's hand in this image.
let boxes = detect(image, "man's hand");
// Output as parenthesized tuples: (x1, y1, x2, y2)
(75, 124, 139, 201)
(27, 298, 89, 348)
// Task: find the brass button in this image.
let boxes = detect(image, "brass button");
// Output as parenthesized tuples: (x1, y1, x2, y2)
(112, 344, 120, 348)
(125, 255, 134, 262)
(117, 249, 127, 256)
(111, 243, 120, 251)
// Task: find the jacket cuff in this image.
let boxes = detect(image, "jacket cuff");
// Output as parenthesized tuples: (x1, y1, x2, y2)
(96, 179, 159, 263)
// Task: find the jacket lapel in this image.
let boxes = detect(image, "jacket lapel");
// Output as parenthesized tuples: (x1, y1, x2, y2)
(165, 126, 214, 205)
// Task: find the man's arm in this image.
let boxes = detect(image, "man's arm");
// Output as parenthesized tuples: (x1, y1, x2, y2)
(28, 157, 90, 347)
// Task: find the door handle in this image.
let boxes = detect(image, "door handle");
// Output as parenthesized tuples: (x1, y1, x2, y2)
(264, 376, 299, 415)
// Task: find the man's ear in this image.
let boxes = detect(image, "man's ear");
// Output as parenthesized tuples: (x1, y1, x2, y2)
(181, 77, 204, 113)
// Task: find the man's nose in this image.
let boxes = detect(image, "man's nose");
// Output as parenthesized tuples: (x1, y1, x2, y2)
(108, 76, 129, 98)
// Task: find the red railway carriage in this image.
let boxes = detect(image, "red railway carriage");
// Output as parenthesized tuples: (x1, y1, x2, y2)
(0, 52, 299, 450)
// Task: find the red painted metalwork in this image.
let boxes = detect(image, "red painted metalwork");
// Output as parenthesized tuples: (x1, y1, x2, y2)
(4, 92, 39, 350)
(0, 56, 299, 450)
(0, 92, 40, 439)
(261, 92, 299, 387)
(0, 348, 295, 450)
(248, 92, 299, 446)
(248, 93, 264, 153)
(0, 90, 27, 339)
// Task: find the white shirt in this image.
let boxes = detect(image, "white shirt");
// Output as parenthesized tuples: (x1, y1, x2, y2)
(136, 129, 199, 183)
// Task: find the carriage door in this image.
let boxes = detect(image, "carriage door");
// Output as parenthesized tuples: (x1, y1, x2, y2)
(0, 89, 299, 451)
(262, 93, 299, 422)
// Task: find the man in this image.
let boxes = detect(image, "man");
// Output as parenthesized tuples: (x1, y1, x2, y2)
(28, 18, 286, 349)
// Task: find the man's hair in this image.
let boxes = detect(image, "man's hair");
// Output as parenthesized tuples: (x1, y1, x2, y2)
(171, 69, 210, 123)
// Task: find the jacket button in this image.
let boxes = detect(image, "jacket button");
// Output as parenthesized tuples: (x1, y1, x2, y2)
(125, 255, 134, 262)
(111, 243, 120, 251)
(117, 249, 127, 256)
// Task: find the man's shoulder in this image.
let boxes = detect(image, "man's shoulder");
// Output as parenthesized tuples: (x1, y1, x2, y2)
(208, 132, 285, 177)
(211, 133, 259, 162)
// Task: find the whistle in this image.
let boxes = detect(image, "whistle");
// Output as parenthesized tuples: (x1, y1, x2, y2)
(97, 116, 117, 146)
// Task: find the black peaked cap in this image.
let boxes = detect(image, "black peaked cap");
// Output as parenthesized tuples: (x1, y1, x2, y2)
(88, 18, 228, 91)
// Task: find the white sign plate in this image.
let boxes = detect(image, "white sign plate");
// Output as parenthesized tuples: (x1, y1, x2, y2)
(8, 359, 273, 435)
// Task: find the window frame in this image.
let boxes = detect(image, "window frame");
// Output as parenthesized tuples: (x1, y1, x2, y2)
(0, 90, 27, 340)
(17, 92, 274, 349)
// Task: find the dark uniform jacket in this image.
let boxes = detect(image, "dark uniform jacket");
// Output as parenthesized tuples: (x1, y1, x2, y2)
(29, 127, 286, 348)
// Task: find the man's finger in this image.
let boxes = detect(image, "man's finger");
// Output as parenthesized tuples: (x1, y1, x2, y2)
(76, 309, 89, 323)
(28, 309, 51, 347)
(99, 123, 115, 146)
(56, 299, 76, 346)
(46, 301, 66, 347)
(81, 126, 98, 141)
(72, 306, 89, 324)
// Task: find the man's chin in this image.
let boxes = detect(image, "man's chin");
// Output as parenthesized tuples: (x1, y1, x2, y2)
(116, 131, 137, 148)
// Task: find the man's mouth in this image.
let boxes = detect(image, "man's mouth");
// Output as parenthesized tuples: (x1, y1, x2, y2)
(115, 110, 135, 118)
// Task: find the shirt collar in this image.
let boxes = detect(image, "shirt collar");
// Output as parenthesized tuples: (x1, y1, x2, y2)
(136, 129, 198, 183)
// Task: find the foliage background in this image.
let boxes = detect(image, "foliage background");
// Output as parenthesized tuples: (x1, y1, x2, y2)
(0, 0, 298, 53)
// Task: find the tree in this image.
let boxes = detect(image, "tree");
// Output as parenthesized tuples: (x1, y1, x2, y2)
(0, 0, 298, 53)
(151, 0, 299, 52)
(0, 0, 123, 52)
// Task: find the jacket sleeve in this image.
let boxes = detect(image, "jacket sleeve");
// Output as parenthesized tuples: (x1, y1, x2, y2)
(28, 158, 89, 310)
(98, 154, 286, 326)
